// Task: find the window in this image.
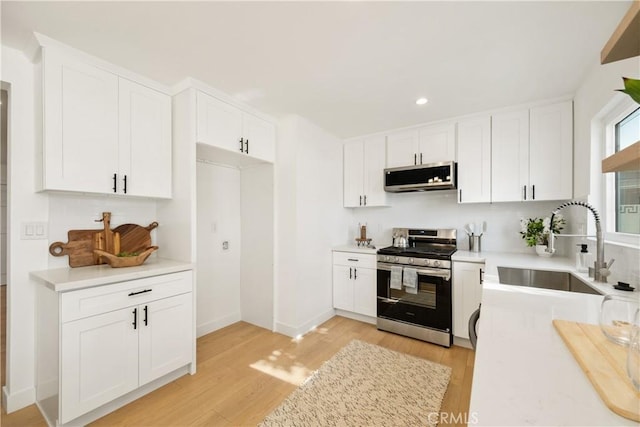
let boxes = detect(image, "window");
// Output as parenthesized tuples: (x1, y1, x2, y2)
(613, 107, 640, 235)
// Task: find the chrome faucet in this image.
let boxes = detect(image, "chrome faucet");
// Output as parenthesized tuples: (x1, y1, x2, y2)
(548, 201, 611, 283)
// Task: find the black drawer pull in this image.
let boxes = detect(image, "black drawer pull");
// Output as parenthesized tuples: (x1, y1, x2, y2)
(128, 289, 152, 297)
(347, 258, 359, 262)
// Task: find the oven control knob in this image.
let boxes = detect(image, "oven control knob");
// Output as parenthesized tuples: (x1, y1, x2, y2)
(433, 260, 441, 267)
(393, 257, 399, 263)
(408, 258, 414, 264)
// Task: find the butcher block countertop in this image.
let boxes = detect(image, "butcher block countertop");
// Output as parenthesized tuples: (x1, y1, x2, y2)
(31, 257, 194, 292)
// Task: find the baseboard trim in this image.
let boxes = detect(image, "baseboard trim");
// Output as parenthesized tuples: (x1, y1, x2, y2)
(2, 384, 36, 413)
(334, 310, 376, 325)
(274, 309, 336, 338)
(196, 312, 241, 337)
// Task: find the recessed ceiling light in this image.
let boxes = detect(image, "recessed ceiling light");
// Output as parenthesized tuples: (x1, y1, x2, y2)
(415, 97, 428, 105)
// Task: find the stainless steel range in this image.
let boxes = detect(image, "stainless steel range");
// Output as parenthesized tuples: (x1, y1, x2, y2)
(376, 228, 457, 347)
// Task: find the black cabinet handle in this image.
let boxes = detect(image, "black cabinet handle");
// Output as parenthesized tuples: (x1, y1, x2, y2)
(132, 308, 137, 330)
(420, 153, 423, 164)
(532, 185, 535, 200)
(245, 139, 249, 154)
(143, 305, 148, 326)
(359, 195, 362, 206)
(459, 189, 462, 203)
(354, 268, 357, 280)
(112, 173, 117, 193)
(239, 137, 244, 153)
(349, 267, 352, 279)
(128, 289, 152, 297)
(123, 175, 127, 194)
(363, 195, 367, 206)
(414, 153, 417, 165)
(523, 185, 527, 201)
(479, 268, 484, 285)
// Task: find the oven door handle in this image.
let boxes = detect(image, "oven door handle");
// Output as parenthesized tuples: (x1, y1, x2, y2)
(377, 262, 451, 281)
(377, 297, 399, 304)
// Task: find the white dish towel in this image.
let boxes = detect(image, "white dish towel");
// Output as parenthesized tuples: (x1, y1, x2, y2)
(403, 267, 418, 294)
(390, 266, 403, 290)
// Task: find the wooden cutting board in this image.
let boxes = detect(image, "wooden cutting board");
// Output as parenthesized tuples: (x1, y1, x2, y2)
(49, 229, 100, 267)
(49, 218, 159, 267)
(553, 319, 640, 422)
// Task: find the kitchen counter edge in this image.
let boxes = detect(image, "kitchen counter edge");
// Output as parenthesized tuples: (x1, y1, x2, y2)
(31, 258, 194, 292)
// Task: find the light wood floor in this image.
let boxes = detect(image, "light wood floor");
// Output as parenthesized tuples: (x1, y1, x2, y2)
(1, 314, 474, 426)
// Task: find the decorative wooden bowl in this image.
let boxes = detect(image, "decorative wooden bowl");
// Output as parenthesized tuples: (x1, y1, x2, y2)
(92, 246, 159, 268)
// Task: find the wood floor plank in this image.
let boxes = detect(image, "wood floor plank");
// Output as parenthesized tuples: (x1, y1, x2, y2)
(1, 316, 474, 427)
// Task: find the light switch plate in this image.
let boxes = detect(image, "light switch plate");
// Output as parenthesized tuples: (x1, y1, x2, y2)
(21, 222, 48, 240)
(222, 241, 229, 250)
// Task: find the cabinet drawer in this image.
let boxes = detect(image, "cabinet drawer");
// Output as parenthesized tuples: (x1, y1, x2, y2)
(332, 252, 376, 269)
(61, 271, 193, 323)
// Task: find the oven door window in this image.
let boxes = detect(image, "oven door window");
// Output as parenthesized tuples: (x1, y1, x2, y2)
(389, 278, 438, 309)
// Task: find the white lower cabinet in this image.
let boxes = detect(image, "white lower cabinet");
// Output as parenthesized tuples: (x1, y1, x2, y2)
(452, 261, 484, 340)
(37, 270, 195, 426)
(332, 251, 376, 317)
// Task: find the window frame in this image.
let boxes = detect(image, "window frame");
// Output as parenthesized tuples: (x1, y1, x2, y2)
(601, 97, 640, 248)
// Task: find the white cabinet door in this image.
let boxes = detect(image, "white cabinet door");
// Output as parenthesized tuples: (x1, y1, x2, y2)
(353, 267, 376, 317)
(457, 116, 491, 203)
(452, 262, 484, 340)
(418, 122, 456, 164)
(333, 265, 354, 311)
(386, 129, 419, 168)
(343, 141, 365, 207)
(60, 307, 138, 424)
(529, 101, 573, 201)
(196, 91, 243, 153)
(119, 78, 172, 198)
(491, 110, 529, 202)
(43, 49, 119, 194)
(362, 136, 387, 207)
(243, 113, 276, 163)
(139, 293, 193, 386)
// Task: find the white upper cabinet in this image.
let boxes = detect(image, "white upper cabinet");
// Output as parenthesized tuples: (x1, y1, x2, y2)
(418, 123, 456, 165)
(386, 129, 419, 168)
(43, 49, 119, 194)
(386, 123, 455, 168)
(41, 47, 172, 198)
(343, 136, 387, 207)
(196, 91, 275, 163)
(492, 100, 573, 202)
(491, 110, 530, 202)
(529, 101, 573, 201)
(119, 78, 172, 198)
(457, 116, 491, 203)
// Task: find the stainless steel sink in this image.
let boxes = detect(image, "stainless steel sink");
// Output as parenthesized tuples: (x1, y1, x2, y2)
(497, 267, 601, 295)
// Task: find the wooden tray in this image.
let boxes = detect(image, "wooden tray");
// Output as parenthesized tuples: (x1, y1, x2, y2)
(553, 319, 640, 422)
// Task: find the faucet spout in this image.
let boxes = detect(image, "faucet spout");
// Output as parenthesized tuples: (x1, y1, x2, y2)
(549, 201, 606, 282)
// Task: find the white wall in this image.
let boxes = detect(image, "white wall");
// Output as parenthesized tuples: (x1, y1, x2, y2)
(196, 161, 241, 336)
(240, 163, 274, 330)
(349, 193, 572, 255)
(1, 46, 50, 412)
(274, 115, 350, 337)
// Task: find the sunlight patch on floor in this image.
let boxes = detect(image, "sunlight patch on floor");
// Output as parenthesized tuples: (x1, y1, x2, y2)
(249, 359, 312, 386)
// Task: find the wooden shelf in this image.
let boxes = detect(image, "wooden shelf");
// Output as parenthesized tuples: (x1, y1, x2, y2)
(602, 140, 640, 173)
(601, 1, 640, 64)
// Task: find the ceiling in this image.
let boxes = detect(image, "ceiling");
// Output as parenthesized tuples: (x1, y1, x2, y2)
(1, 1, 631, 138)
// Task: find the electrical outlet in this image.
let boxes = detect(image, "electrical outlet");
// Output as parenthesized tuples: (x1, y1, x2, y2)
(222, 241, 229, 250)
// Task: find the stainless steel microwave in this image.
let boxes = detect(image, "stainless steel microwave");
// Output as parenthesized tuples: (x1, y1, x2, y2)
(384, 161, 457, 193)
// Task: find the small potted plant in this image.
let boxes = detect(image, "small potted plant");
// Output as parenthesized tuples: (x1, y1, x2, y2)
(520, 215, 565, 256)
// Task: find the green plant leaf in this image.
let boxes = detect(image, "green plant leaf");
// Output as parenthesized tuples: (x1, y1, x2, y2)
(616, 77, 640, 104)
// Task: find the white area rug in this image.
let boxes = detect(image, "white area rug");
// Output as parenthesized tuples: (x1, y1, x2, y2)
(260, 339, 452, 427)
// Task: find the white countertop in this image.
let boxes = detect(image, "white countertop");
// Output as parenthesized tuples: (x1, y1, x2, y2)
(31, 257, 194, 292)
(453, 250, 637, 297)
(469, 282, 638, 426)
(332, 245, 379, 255)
